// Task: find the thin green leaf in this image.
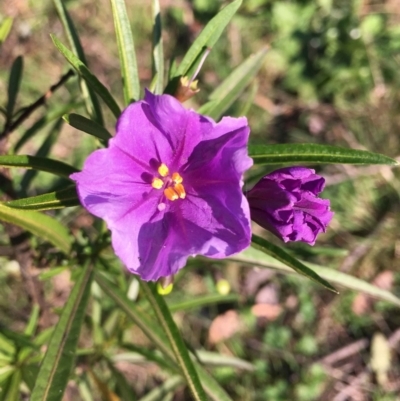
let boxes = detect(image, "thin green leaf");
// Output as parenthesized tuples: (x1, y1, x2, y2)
(0, 204, 72, 254)
(30, 263, 93, 401)
(168, 293, 238, 312)
(4, 186, 79, 211)
(0, 155, 77, 178)
(0, 17, 13, 45)
(20, 119, 64, 194)
(52, 0, 103, 124)
(196, 350, 254, 371)
(231, 246, 400, 307)
(24, 304, 40, 337)
(4, 369, 21, 401)
(251, 235, 338, 293)
(95, 272, 233, 401)
(110, 0, 140, 104)
(113, 344, 173, 371)
(137, 376, 183, 401)
(106, 360, 137, 401)
(6, 56, 23, 120)
(13, 103, 81, 153)
(175, 0, 242, 78)
(198, 47, 268, 120)
(38, 266, 69, 282)
(94, 272, 176, 364)
(140, 282, 207, 401)
(248, 143, 398, 165)
(63, 113, 112, 141)
(51, 35, 121, 119)
(152, 0, 164, 95)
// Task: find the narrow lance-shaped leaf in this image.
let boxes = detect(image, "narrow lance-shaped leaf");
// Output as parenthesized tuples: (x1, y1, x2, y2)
(95, 272, 233, 401)
(175, 0, 242, 78)
(53, 0, 104, 124)
(0, 17, 13, 45)
(140, 282, 208, 401)
(231, 246, 400, 307)
(168, 293, 239, 312)
(250, 235, 337, 293)
(110, 0, 140, 104)
(248, 143, 398, 165)
(51, 35, 121, 119)
(0, 204, 72, 254)
(137, 376, 184, 401)
(30, 263, 93, 401)
(152, 0, 164, 95)
(198, 47, 268, 120)
(63, 113, 112, 141)
(6, 56, 23, 121)
(20, 119, 64, 195)
(13, 102, 81, 153)
(4, 186, 79, 211)
(0, 155, 78, 178)
(3, 369, 22, 401)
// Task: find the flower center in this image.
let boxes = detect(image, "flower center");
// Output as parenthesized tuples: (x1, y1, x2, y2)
(151, 163, 186, 201)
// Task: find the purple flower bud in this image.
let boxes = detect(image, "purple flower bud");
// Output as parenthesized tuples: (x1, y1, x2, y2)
(247, 167, 333, 245)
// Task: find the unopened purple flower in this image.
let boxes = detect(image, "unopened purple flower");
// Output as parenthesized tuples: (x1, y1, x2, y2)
(247, 167, 333, 245)
(71, 90, 252, 281)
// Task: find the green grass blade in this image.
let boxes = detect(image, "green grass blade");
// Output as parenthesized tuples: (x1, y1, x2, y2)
(30, 263, 93, 401)
(248, 144, 398, 165)
(63, 113, 112, 141)
(198, 47, 268, 120)
(231, 246, 400, 307)
(4, 186, 79, 211)
(251, 235, 337, 293)
(0, 17, 13, 45)
(6, 56, 23, 121)
(175, 0, 242, 78)
(152, 0, 164, 95)
(140, 282, 207, 401)
(52, 0, 104, 124)
(0, 204, 72, 254)
(51, 35, 121, 119)
(0, 155, 78, 178)
(110, 0, 140, 104)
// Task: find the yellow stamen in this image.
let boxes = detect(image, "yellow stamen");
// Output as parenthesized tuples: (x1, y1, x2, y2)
(164, 187, 179, 201)
(158, 163, 169, 177)
(174, 183, 186, 199)
(172, 172, 183, 184)
(152, 177, 163, 189)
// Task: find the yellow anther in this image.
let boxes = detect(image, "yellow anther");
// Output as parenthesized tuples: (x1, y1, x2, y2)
(158, 163, 169, 177)
(174, 183, 186, 199)
(152, 177, 163, 189)
(172, 172, 183, 184)
(164, 187, 179, 201)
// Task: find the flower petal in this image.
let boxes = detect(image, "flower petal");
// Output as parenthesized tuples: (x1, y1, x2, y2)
(144, 90, 213, 169)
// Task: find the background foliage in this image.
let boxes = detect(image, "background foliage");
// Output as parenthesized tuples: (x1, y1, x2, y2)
(0, 0, 400, 400)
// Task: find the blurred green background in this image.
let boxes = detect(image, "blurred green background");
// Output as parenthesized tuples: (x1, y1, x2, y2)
(1, 0, 400, 400)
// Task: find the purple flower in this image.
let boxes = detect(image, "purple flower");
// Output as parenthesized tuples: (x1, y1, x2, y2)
(247, 167, 333, 245)
(70, 90, 252, 281)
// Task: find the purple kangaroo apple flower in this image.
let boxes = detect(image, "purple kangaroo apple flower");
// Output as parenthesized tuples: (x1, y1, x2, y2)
(70, 90, 252, 281)
(247, 167, 333, 245)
